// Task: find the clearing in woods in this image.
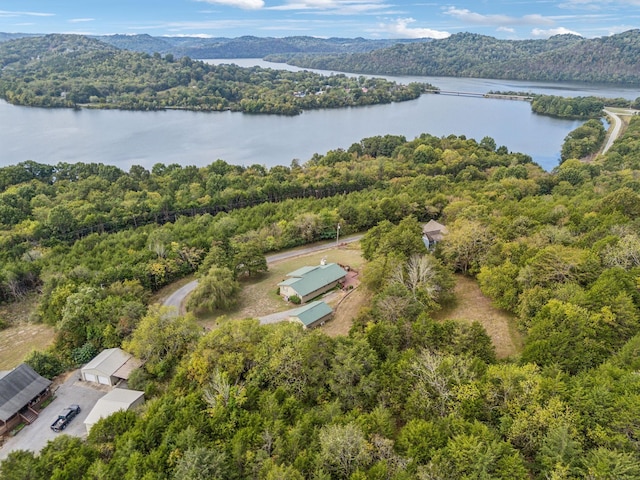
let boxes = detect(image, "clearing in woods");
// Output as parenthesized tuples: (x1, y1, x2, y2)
(434, 274, 523, 359)
(197, 245, 365, 331)
(0, 296, 55, 370)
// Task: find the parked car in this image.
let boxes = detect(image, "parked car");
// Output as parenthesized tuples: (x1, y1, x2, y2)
(50, 404, 81, 432)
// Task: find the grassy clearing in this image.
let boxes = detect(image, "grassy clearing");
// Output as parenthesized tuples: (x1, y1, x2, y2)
(323, 287, 370, 337)
(434, 274, 523, 359)
(197, 244, 365, 329)
(0, 295, 54, 370)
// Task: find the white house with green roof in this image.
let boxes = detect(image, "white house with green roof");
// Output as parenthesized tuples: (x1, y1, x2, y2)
(288, 300, 333, 329)
(278, 262, 347, 303)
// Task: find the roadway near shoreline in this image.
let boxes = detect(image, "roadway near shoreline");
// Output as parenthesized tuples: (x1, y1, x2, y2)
(603, 108, 636, 154)
(162, 234, 363, 317)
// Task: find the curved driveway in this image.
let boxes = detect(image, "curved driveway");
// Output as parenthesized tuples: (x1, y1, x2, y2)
(162, 234, 363, 316)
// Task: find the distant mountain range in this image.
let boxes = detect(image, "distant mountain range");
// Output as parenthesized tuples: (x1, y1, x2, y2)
(0, 32, 427, 58)
(274, 30, 640, 85)
(2, 30, 639, 84)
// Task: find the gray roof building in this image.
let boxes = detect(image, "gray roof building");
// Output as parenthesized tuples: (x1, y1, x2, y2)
(81, 348, 142, 386)
(0, 364, 51, 431)
(84, 388, 145, 433)
(422, 219, 448, 243)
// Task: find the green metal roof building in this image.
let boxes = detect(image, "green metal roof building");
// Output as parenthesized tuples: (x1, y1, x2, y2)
(288, 300, 334, 328)
(278, 263, 347, 303)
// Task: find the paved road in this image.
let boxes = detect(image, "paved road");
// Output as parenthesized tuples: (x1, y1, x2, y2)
(162, 234, 363, 316)
(603, 108, 636, 154)
(603, 109, 623, 154)
(258, 308, 300, 325)
(162, 279, 199, 316)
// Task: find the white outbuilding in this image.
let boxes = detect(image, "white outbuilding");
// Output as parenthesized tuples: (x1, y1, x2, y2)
(81, 348, 142, 386)
(83, 388, 145, 433)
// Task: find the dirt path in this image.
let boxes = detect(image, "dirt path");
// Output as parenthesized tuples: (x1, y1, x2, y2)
(435, 275, 522, 359)
(323, 287, 369, 337)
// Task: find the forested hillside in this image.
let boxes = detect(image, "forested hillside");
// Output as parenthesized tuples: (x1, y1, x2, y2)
(2, 114, 640, 477)
(96, 34, 428, 59)
(0, 32, 426, 58)
(274, 29, 640, 84)
(0, 35, 429, 114)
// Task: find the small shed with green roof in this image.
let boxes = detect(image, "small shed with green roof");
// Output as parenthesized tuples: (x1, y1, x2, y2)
(288, 301, 333, 329)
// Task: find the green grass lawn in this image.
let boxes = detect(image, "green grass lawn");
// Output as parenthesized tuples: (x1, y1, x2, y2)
(0, 295, 54, 369)
(434, 274, 523, 359)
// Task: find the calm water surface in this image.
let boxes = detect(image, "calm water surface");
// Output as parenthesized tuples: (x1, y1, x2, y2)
(2, 59, 634, 172)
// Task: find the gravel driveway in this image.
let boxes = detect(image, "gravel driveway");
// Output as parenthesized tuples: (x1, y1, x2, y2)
(0, 370, 108, 460)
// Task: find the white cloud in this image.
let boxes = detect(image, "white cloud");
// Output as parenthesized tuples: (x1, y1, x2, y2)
(69, 18, 95, 23)
(380, 18, 450, 39)
(269, 0, 389, 14)
(196, 0, 265, 10)
(0, 10, 55, 18)
(443, 7, 555, 26)
(497, 26, 515, 33)
(532, 27, 582, 37)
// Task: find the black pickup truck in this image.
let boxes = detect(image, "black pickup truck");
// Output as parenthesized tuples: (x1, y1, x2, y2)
(50, 404, 81, 432)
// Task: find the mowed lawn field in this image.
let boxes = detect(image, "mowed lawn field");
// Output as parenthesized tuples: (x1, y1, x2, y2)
(434, 274, 523, 359)
(0, 296, 54, 370)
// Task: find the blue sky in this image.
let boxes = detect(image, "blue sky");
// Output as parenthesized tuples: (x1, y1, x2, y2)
(1, 1, 638, 39)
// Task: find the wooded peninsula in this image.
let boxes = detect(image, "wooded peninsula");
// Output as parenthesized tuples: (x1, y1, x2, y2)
(0, 35, 429, 115)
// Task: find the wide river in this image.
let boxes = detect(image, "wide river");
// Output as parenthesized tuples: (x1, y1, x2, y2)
(1, 58, 637, 172)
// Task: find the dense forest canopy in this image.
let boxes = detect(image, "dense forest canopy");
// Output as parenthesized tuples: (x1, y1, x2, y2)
(271, 29, 640, 85)
(1, 111, 640, 477)
(0, 35, 431, 114)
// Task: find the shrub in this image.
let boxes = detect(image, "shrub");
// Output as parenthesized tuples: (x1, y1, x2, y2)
(289, 295, 301, 305)
(24, 349, 66, 379)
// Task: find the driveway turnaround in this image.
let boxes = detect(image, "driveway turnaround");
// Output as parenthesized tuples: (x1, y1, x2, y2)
(163, 234, 364, 316)
(0, 370, 108, 460)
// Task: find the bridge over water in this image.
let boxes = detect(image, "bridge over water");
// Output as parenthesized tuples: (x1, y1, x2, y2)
(425, 89, 533, 101)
